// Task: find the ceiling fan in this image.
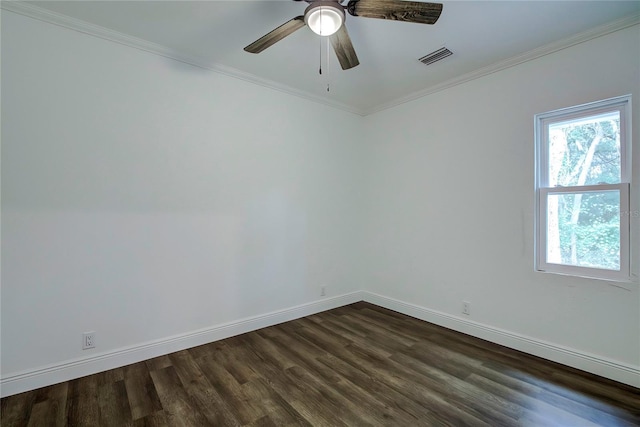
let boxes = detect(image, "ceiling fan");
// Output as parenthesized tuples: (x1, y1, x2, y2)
(244, 0, 443, 70)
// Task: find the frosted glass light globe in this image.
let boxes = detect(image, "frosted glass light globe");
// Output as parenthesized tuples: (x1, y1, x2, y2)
(305, 5, 344, 36)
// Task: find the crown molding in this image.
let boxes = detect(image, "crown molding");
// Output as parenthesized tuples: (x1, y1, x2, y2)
(2, 1, 639, 116)
(364, 13, 640, 115)
(0, 1, 364, 116)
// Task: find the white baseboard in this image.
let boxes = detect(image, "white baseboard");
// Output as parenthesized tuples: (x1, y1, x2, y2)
(363, 291, 640, 389)
(3, 290, 637, 397)
(0, 291, 364, 398)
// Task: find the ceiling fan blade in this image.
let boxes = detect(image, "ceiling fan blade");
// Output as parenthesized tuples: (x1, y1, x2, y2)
(330, 25, 360, 70)
(244, 16, 306, 53)
(347, 0, 442, 25)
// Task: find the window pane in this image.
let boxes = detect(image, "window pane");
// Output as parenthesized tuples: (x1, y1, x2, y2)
(546, 191, 620, 270)
(548, 111, 621, 187)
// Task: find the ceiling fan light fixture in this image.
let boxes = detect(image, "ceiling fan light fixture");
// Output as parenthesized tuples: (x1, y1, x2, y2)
(304, 2, 344, 36)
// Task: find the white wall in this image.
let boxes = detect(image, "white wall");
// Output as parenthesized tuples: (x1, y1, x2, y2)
(2, 8, 639, 395)
(362, 25, 640, 384)
(1, 10, 364, 391)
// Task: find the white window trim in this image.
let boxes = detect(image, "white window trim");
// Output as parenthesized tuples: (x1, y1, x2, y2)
(534, 95, 632, 282)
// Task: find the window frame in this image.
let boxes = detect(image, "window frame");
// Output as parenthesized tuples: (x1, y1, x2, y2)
(534, 95, 632, 282)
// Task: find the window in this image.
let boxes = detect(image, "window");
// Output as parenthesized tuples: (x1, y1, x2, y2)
(535, 95, 631, 281)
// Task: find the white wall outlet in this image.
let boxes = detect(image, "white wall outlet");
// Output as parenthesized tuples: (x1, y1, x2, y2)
(321, 286, 326, 296)
(462, 301, 471, 316)
(82, 332, 96, 350)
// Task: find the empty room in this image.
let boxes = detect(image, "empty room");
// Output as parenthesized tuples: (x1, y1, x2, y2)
(1, 0, 639, 425)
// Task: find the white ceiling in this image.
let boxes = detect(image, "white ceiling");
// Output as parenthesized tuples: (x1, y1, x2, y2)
(13, 0, 640, 114)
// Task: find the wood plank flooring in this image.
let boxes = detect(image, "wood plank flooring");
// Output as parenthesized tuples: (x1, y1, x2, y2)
(2, 302, 639, 426)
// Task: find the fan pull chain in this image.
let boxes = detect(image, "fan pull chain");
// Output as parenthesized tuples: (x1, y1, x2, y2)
(319, 8, 323, 75)
(319, 34, 322, 75)
(326, 36, 330, 92)
(316, 9, 329, 92)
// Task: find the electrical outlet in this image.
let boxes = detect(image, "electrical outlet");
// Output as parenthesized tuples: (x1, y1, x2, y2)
(462, 301, 471, 316)
(321, 286, 326, 296)
(83, 332, 96, 350)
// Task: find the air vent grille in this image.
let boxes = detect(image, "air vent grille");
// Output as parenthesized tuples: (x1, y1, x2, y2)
(418, 47, 452, 66)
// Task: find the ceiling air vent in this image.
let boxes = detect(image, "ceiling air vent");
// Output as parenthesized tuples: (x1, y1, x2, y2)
(418, 47, 452, 66)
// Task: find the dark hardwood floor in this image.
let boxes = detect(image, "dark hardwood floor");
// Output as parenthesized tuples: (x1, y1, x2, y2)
(2, 302, 639, 426)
